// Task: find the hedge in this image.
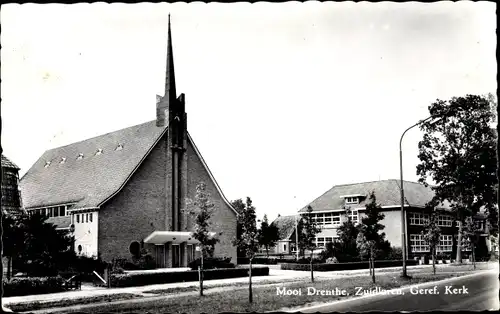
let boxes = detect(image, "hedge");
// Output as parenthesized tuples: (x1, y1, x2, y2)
(280, 259, 419, 271)
(237, 257, 280, 265)
(110, 267, 269, 288)
(188, 257, 235, 270)
(3, 276, 66, 297)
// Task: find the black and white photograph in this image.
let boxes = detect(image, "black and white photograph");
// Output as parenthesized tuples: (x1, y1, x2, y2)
(1, 1, 498, 313)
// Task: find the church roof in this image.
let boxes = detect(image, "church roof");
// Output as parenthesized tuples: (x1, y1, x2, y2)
(2, 155, 20, 170)
(20, 120, 167, 209)
(298, 179, 451, 212)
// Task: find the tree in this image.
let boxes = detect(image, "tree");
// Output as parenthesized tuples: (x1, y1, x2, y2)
(462, 216, 479, 269)
(232, 197, 259, 303)
(1, 213, 24, 279)
(258, 214, 280, 258)
(417, 94, 498, 263)
(2, 212, 74, 277)
(231, 199, 246, 257)
(335, 207, 360, 262)
(185, 182, 220, 296)
(421, 211, 442, 275)
(298, 206, 321, 283)
(356, 192, 387, 283)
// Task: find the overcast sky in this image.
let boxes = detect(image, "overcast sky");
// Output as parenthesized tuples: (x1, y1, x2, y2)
(1, 2, 496, 221)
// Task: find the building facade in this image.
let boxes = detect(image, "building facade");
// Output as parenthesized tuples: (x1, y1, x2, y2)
(1, 155, 23, 216)
(19, 17, 238, 268)
(289, 179, 493, 260)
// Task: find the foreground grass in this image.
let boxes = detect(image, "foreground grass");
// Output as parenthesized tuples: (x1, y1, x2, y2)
(8, 263, 494, 313)
(92, 272, 464, 313)
(8, 293, 138, 312)
(147, 279, 304, 295)
(7, 279, 300, 312)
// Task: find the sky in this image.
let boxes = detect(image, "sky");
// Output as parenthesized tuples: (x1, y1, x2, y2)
(1, 1, 497, 222)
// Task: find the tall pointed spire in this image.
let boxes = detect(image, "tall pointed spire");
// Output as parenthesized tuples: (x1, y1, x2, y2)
(165, 14, 176, 102)
(156, 14, 178, 127)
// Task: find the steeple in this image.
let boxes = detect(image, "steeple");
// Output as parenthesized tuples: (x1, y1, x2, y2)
(165, 14, 176, 103)
(156, 14, 177, 127)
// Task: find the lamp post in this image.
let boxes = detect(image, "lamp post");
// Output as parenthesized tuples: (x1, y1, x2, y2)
(399, 114, 444, 278)
(295, 215, 300, 261)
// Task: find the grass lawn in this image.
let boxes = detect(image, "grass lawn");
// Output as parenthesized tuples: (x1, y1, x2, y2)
(91, 272, 465, 313)
(147, 279, 305, 295)
(5, 280, 305, 312)
(7, 293, 139, 312)
(8, 263, 494, 313)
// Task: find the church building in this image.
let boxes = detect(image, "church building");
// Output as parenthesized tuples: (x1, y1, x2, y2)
(19, 17, 238, 268)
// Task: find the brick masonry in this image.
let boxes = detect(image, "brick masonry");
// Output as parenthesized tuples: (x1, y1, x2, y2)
(185, 138, 238, 264)
(97, 132, 237, 265)
(98, 136, 168, 261)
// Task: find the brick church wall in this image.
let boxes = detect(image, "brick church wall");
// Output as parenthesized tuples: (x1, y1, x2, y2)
(98, 135, 168, 262)
(186, 138, 238, 264)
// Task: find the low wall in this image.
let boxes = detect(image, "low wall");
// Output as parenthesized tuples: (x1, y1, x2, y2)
(111, 267, 270, 288)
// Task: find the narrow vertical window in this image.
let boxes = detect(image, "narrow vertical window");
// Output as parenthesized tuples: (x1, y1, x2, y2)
(90, 213, 93, 222)
(76, 214, 80, 223)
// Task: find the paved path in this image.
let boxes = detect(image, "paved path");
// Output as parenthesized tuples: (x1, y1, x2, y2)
(290, 269, 499, 312)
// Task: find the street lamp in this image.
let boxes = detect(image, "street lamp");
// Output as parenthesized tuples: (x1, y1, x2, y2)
(295, 215, 300, 261)
(399, 114, 445, 278)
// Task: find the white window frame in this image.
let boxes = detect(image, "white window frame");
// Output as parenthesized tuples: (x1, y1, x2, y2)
(410, 234, 429, 252)
(345, 197, 358, 205)
(409, 213, 429, 225)
(310, 212, 341, 227)
(437, 215, 453, 227)
(349, 210, 359, 224)
(316, 237, 335, 248)
(437, 235, 453, 252)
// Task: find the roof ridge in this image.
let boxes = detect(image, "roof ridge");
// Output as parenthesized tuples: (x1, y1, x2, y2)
(303, 179, 420, 210)
(44, 120, 158, 153)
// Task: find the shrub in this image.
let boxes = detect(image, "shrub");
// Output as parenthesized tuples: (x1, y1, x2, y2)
(188, 256, 235, 270)
(384, 247, 403, 260)
(325, 257, 339, 264)
(3, 276, 65, 297)
(435, 252, 449, 260)
(280, 259, 419, 271)
(237, 257, 278, 265)
(295, 257, 322, 264)
(110, 267, 269, 288)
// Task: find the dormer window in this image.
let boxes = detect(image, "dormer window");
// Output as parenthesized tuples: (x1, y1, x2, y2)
(116, 144, 124, 151)
(44, 161, 51, 168)
(77, 153, 84, 160)
(341, 194, 364, 205)
(345, 197, 358, 204)
(60, 157, 66, 164)
(95, 149, 103, 156)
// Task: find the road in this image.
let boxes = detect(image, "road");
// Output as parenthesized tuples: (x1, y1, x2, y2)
(294, 270, 499, 312)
